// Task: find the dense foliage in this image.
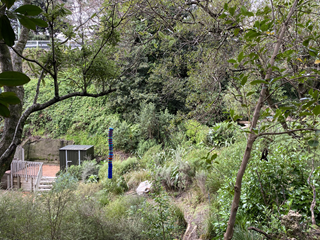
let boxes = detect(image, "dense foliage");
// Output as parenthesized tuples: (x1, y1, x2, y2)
(2, 0, 320, 239)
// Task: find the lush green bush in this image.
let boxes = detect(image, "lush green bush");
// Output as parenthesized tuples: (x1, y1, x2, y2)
(52, 171, 78, 192)
(117, 157, 140, 175)
(207, 121, 239, 147)
(65, 164, 83, 180)
(185, 119, 210, 145)
(155, 148, 195, 191)
(207, 136, 320, 237)
(132, 192, 187, 239)
(81, 160, 100, 182)
(99, 161, 129, 194)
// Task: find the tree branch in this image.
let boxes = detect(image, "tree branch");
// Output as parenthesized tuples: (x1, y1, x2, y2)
(0, 88, 117, 163)
(10, 46, 54, 78)
(258, 128, 318, 137)
(248, 226, 273, 239)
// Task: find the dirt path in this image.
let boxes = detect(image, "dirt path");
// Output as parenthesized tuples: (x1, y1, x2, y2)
(175, 191, 209, 240)
(42, 164, 60, 177)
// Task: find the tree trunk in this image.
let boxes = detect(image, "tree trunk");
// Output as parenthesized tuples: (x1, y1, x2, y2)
(223, 1, 298, 239)
(0, 1, 30, 178)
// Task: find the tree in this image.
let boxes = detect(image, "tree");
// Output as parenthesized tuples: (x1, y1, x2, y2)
(0, 0, 138, 178)
(135, 0, 320, 238)
(217, 0, 320, 239)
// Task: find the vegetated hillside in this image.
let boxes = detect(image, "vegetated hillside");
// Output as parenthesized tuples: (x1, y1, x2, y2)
(3, 0, 319, 239)
(21, 77, 320, 239)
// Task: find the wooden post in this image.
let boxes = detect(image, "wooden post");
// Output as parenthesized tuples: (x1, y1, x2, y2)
(30, 178, 33, 192)
(6, 174, 10, 189)
(17, 176, 21, 189)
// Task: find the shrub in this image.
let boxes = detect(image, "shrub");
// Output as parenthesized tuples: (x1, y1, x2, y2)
(52, 171, 78, 192)
(136, 138, 158, 157)
(66, 164, 83, 180)
(125, 170, 151, 190)
(207, 121, 239, 147)
(113, 121, 140, 152)
(133, 192, 187, 240)
(81, 160, 99, 182)
(99, 162, 129, 194)
(156, 160, 194, 191)
(118, 157, 139, 175)
(185, 119, 210, 144)
(140, 144, 165, 168)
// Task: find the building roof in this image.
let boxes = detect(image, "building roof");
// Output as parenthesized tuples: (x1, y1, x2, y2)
(59, 145, 94, 151)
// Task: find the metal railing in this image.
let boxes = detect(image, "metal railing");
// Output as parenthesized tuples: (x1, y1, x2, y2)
(10, 160, 43, 192)
(19, 40, 81, 49)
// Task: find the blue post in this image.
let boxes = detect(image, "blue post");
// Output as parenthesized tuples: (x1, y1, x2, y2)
(108, 128, 113, 179)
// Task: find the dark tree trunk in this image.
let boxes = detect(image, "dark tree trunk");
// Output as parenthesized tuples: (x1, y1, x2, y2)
(0, 1, 30, 178)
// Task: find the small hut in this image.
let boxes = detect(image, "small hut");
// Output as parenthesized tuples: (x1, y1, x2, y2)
(59, 145, 94, 170)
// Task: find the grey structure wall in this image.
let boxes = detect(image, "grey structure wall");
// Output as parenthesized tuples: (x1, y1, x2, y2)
(59, 145, 94, 170)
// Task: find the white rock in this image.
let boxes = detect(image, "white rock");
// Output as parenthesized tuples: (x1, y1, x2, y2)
(136, 181, 152, 195)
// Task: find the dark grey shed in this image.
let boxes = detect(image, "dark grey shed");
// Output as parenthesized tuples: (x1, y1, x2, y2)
(59, 145, 94, 170)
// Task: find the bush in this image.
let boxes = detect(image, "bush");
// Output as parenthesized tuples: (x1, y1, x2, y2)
(207, 121, 239, 147)
(140, 144, 164, 168)
(185, 119, 210, 145)
(66, 164, 83, 180)
(117, 157, 139, 175)
(133, 192, 187, 240)
(99, 162, 129, 194)
(156, 160, 194, 191)
(136, 138, 158, 157)
(52, 171, 78, 192)
(81, 160, 99, 182)
(125, 170, 151, 190)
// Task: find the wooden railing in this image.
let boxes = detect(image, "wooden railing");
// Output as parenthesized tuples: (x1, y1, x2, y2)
(34, 164, 43, 192)
(10, 160, 43, 192)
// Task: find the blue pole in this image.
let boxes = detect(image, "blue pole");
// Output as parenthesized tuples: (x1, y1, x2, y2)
(108, 128, 113, 179)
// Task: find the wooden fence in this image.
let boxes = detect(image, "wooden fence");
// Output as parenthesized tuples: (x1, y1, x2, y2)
(10, 160, 43, 192)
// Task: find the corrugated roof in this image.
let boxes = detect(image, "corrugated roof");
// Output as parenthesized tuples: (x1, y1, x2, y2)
(59, 145, 94, 151)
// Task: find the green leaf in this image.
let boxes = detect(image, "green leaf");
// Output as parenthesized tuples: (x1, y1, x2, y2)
(29, 18, 48, 28)
(313, 105, 320, 115)
(0, 103, 10, 117)
(228, 59, 237, 63)
(0, 15, 15, 46)
(241, 6, 254, 17)
(0, 71, 30, 87)
(246, 91, 255, 97)
(240, 6, 248, 15)
(0, 92, 20, 104)
(238, 51, 245, 62)
(158, 31, 165, 39)
(299, 112, 312, 116)
(219, 13, 227, 19)
(309, 49, 318, 57)
(224, 3, 228, 10)
(17, 15, 36, 30)
(245, 30, 261, 39)
(229, 7, 236, 16)
(15, 5, 42, 16)
(234, 28, 240, 36)
(303, 100, 316, 109)
(211, 153, 217, 161)
(308, 140, 319, 147)
(303, 39, 310, 47)
(241, 76, 248, 85)
(1, 0, 15, 9)
(250, 80, 268, 85)
(245, 11, 254, 17)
